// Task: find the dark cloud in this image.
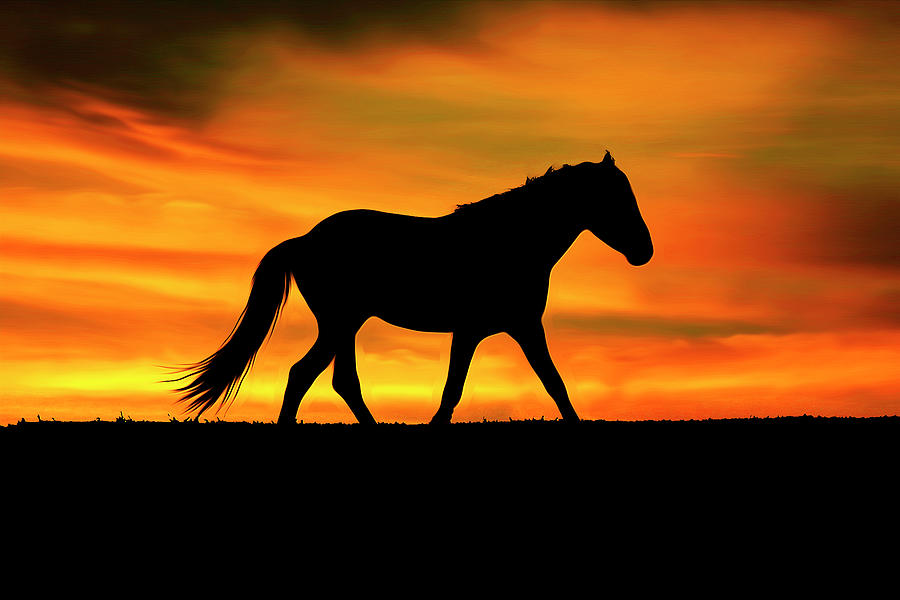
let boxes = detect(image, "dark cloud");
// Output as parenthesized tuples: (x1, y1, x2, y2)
(0, 237, 254, 272)
(805, 188, 900, 270)
(2, 0, 896, 123)
(714, 1, 900, 271)
(779, 183, 900, 271)
(864, 289, 900, 326)
(0, 155, 150, 194)
(0, 289, 256, 361)
(549, 312, 779, 338)
(0, 0, 468, 119)
(0, 296, 187, 359)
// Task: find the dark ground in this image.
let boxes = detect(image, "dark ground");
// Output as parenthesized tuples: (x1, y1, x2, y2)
(4, 416, 897, 571)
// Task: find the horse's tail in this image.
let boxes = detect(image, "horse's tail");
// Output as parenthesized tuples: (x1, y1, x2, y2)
(170, 240, 296, 417)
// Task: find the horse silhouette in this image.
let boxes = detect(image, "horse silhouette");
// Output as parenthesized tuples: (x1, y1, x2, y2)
(171, 151, 653, 424)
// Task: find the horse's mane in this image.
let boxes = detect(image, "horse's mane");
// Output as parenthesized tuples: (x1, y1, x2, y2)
(452, 164, 574, 217)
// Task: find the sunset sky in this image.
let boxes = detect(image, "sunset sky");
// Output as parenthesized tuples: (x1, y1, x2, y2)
(2, 0, 898, 424)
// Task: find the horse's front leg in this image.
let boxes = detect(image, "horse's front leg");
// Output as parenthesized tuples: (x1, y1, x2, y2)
(430, 332, 482, 425)
(509, 322, 580, 423)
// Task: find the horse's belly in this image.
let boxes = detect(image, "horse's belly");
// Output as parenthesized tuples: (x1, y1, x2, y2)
(370, 278, 526, 334)
(371, 284, 461, 333)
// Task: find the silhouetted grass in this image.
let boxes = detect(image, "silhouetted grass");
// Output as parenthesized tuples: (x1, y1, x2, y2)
(5, 415, 896, 469)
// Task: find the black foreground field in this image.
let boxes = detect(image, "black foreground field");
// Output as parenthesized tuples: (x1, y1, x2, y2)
(4, 416, 898, 549)
(5, 415, 897, 479)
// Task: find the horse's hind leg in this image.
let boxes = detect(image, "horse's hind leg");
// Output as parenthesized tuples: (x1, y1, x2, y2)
(332, 331, 376, 425)
(278, 334, 336, 425)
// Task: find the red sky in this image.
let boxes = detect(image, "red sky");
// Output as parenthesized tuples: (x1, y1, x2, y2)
(2, 1, 898, 423)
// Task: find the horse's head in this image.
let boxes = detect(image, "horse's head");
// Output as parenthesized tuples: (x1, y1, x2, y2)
(575, 152, 653, 266)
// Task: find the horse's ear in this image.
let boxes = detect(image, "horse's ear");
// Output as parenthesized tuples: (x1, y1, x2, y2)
(544, 165, 555, 176)
(602, 150, 614, 166)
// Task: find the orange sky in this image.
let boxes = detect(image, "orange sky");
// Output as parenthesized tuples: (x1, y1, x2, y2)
(2, 1, 898, 423)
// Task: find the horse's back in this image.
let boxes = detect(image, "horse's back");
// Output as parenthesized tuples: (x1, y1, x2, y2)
(293, 210, 448, 319)
(291, 209, 545, 332)
(311, 209, 440, 242)
(305, 209, 450, 265)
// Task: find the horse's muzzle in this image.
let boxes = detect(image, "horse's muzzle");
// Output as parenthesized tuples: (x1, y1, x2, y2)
(626, 244, 653, 266)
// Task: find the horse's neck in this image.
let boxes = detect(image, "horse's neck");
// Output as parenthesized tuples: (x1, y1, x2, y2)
(503, 200, 585, 271)
(450, 189, 585, 270)
(538, 218, 584, 269)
